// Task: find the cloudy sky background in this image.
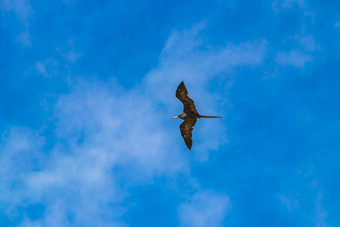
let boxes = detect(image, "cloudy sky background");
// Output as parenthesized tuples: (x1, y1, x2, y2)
(0, 0, 339, 226)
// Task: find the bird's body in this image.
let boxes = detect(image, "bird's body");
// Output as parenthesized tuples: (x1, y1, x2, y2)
(172, 81, 221, 150)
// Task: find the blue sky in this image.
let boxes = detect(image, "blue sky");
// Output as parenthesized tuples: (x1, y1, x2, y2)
(0, 0, 339, 226)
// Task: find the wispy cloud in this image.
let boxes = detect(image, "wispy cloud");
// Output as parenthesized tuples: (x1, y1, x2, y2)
(273, 0, 307, 11)
(0, 22, 267, 225)
(1, 0, 33, 47)
(275, 49, 312, 68)
(146, 22, 266, 160)
(2, 0, 338, 225)
(278, 165, 328, 226)
(178, 190, 230, 227)
(16, 30, 31, 47)
(272, 0, 321, 70)
(0, 0, 32, 23)
(298, 34, 320, 51)
(0, 127, 44, 215)
(35, 59, 59, 78)
(146, 23, 266, 111)
(57, 39, 82, 63)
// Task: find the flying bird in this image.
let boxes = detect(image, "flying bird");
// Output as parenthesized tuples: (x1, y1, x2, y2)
(172, 81, 221, 150)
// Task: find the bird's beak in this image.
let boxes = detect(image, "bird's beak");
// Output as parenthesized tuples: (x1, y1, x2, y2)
(172, 116, 179, 119)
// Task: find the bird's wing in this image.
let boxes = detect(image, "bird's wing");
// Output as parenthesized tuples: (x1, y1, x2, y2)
(180, 118, 197, 150)
(176, 81, 199, 115)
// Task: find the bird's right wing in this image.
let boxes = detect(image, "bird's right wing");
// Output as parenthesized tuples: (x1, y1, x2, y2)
(176, 81, 199, 115)
(180, 118, 197, 150)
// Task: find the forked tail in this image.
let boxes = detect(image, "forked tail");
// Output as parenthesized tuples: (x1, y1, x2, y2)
(199, 115, 222, 118)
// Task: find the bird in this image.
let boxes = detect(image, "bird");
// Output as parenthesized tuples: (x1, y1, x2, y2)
(172, 81, 221, 150)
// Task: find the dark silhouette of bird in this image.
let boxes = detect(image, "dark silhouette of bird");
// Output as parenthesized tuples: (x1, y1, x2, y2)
(172, 81, 221, 150)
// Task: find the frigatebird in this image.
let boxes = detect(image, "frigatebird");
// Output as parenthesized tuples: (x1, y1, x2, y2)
(172, 81, 221, 150)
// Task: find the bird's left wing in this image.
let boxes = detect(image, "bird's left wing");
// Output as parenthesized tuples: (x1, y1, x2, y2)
(176, 81, 199, 115)
(180, 118, 197, 150)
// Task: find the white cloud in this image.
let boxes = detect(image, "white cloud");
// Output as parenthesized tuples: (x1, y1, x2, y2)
(146, 23, 266, 160)
(16, 30, 32, 47)
(52, 81, 187, 178)
(35, 59, 59, 78)
(278, 194, 300, 212)
(0, 127, 127, 226)
(0, 0, 32, 23)
(1, 0, 32, 47)
(275, 49, 312, 68)
(298, 34, 320, 51)
(178, 190, 230, 227)
(315, 191, 328, 227)
(273, 0, 307, 11)
(0, 22, 267, 225)
(57, 39, 82, 63)
(0, 128, 44, 215)
(278, 165, 328, 226)
(273, 29, 321, 70)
